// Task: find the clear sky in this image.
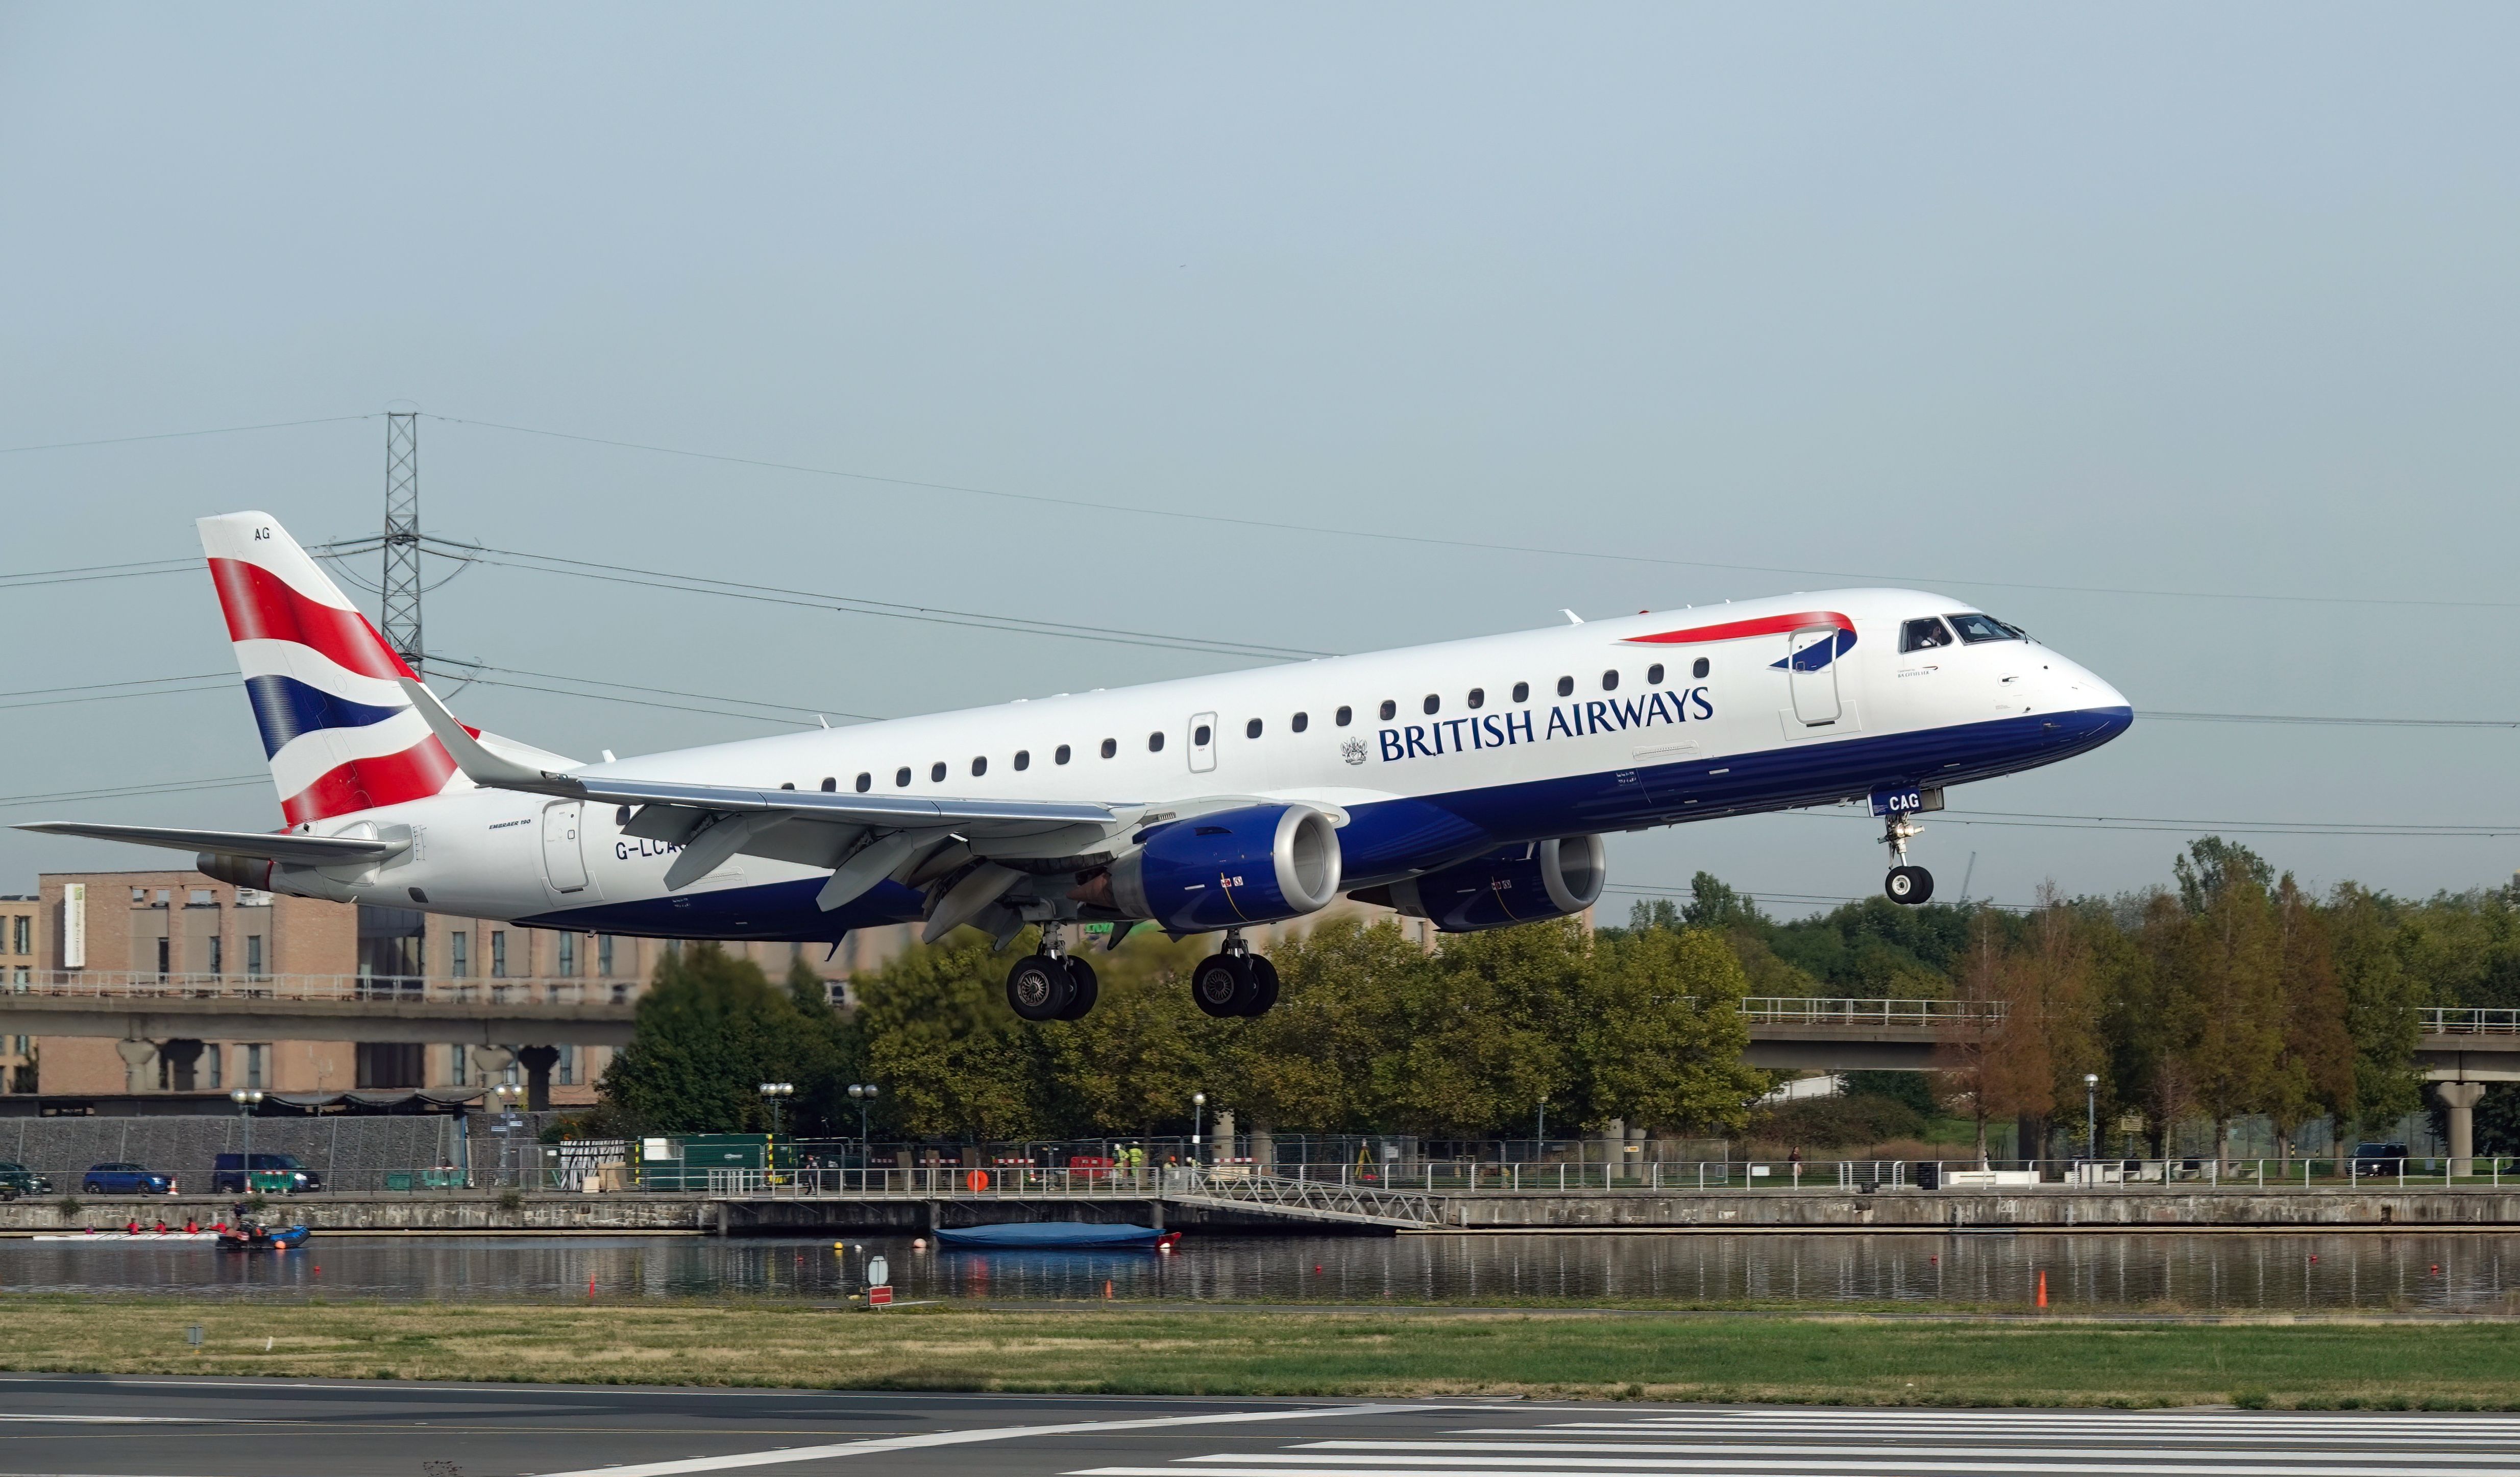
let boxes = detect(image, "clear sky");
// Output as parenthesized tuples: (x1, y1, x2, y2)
(2, 5, 2513, 914)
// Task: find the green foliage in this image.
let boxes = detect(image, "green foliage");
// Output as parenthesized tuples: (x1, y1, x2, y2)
(1841, 1070, 1938, 1114)
(1751, 1091, 1931, 1150)
(594, 943, 835, 1135)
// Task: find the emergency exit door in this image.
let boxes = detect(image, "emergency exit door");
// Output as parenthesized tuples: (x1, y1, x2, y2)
(542, 801, 589, 892)
(1787, 626, 1843, 726)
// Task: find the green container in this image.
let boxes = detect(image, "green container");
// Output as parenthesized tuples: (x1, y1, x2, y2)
(649, 1134, 770, 1191)
(384, 1171, 416, 1192)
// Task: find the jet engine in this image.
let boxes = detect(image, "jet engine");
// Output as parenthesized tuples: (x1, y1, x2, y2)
(1358, 835, 1607, 933)
(1104, 804, 1343, 932)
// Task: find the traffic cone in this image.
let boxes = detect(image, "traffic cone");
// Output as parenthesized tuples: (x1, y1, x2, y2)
(2036, 1270, 2047, 1308)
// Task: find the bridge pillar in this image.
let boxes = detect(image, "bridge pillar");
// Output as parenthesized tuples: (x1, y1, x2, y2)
(114, 1038, 156, 1094)
(1148, 1198, 1164, 1231)
(516, 1045, 559, 1110)
(2438, 1081, 2488, 1176)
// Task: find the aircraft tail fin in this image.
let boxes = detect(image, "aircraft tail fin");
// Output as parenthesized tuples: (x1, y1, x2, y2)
(197, 512, 460, 827)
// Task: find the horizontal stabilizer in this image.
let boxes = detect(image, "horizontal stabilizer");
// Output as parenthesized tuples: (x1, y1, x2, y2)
(14, 821, 401, 865)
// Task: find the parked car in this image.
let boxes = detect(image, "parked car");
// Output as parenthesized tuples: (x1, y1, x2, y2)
(0, 1161, 51, 1200)
(80, 1163, 177, 1195)
(211, 1153, 323, 1194)
(2352, 1142, 2412, 1176)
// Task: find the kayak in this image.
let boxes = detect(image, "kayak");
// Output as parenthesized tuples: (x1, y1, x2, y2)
(32, 1231, 219, 1243)
(934, 1222, 1178, 1250)
(216, 1225, 310, 1251)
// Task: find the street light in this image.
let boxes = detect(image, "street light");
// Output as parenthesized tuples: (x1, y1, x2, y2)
(759, 1081, 793, 1140)
(2084, 1074, 2100, 1165)
(1191, 1092, 1207, 1167)
(492, 1082, 523, 1186)
(1536, 1096, 1548, 1147)
(229, 1088, 262, 1194)
(847, 1084, 879, 1164)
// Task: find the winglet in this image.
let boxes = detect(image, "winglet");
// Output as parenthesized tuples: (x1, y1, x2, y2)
(398, 679, 578, 794)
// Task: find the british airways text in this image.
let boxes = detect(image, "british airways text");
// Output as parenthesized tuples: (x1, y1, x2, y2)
(1379, 688, 1714, 762)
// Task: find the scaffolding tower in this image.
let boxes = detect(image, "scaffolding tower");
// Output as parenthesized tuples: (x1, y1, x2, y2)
(381, 410, 423, 674)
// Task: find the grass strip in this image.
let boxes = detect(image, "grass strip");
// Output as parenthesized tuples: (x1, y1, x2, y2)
(0, 1297, 2515, 1408)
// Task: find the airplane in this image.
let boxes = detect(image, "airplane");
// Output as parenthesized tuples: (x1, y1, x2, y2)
(23, 513, 2131, 1022)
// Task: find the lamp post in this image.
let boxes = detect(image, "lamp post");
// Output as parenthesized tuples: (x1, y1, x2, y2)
(847, 1084, 879, 1166)
(2084, 1074, 2100, 1165)
(759, 1081, 793, 1139)
(1191, 1092, 1207, 1167)
(229, 1088, 262, 1193)
(492, 1082, 523, 1186)
(1536, 1096, 1548, 1147)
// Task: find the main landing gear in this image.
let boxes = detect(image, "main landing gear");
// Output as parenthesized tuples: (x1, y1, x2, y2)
(1005, 923, 1100, 1023)
(1191, 930, 1280, 1019)
(1880, 811, 1935, 906)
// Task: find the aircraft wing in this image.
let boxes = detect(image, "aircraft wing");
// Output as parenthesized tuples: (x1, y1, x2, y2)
(13, 821, 402, 865)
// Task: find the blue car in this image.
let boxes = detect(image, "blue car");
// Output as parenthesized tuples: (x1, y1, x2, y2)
(81, 1162, 177, 1195)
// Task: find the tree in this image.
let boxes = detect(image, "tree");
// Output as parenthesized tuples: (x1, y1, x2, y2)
(853, 930, 1057, 1142)
(2171, 841, 2287, 1164)
(1936, 911, 2049, 1163)
(2265, 878, 2355, 1165)
(2327, 884, 2427, 1141)
(1580, 924, 1767, 1135)
(596, 943, 827, 1134)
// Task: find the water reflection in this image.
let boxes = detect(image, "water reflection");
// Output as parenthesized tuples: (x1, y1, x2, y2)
(2, 1232, 2513, 1312)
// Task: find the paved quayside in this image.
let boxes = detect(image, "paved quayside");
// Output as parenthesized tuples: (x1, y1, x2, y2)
(0, 1378, 2516, 1476)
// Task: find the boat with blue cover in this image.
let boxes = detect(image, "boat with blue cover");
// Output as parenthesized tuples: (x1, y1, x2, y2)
(216, 1224, 310, 1251)
(934, 1223, 1178, 1250)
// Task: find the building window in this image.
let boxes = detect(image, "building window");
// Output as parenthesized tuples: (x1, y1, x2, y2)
(10, 916, 25, 954)
(155, 938, 169, 978)
(450, 1044, 468, 1086)
(243, 1044, 266, 1090)
(491, 931, 507, 979)
(451, 932, 469, 978)
(557, 933, 577, 977)
(557, 1044, 578, 1087)
(598, 935, 616, 977)
(188, 889, 214, 907)
(246, 935, 264, 979)
(206, 1044, 222, 1091)
(207, 936, 223, 976)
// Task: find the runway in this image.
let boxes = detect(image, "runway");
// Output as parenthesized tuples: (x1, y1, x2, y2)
(0, 1379, 2511, 1477)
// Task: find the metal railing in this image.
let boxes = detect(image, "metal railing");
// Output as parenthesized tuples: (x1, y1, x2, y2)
(1736, 997, 2004, 1026)
(0, 971, 640, 1007)
(2420, 1007, 2520, 1035)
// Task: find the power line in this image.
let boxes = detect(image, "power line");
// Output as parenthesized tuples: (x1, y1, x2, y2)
(423, 411, 2520, 613)
(467, 664, 880, 723)
(426, 538, 1334, 662)
(0, 415, 373, 455)
(0, 774, 269, 811)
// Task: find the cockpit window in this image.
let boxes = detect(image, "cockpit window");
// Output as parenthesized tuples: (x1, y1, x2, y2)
(1947, 612, 2026, 643)
(1901, 617, 1954, 652)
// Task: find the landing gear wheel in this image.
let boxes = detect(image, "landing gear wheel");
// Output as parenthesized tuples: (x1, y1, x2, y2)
(1886, 865, 1934, 905)
(1243, 955, 1280, 1016)
(1056, 955, 1099, 1020)
(1006, 953, 1075, 1021)
(1191, 953, 1257, 1018)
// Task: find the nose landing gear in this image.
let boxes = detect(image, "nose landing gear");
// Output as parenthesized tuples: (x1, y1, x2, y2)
(1191, 929, 1280, 1018)
(1005, 922, 1100, 1022)
(1881, 812, 1935, 906)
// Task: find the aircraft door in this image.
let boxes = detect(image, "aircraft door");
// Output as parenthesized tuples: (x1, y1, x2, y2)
(1787, 626, 1842, 726)
(1188, 711, 1217, 773)
(541, 801, 589, 893)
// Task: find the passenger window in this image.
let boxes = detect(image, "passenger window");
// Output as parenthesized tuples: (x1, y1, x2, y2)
(930, 762, 947, 783)
(1014, 750, 1030, 771)
(1556, 676, 1574, 697)
(1646, 664, 1663, 685)
(1947, 612, 2024, 643)
(1422, 694, 1439, 715)
(779, 782, 796, 790)
(1099, 738, 1117, 759)
(1192, 724, 1210, 746)
(1601, 670, 1619, 692)
(1692, 657, 1710, 679)
(1512, 682, 1529, 703)
(1055, 744, 1071, 765)
(1467, 688, 1484, 710)
(894, 767, 912, 788)
(1379, 699, 1397, 721)
(1148, 731, 1165, 753)
(1902, 617, 1956, 652)
(1335, 706, 1353, 727)
(819, 777, 836, 792)
(971, 757, 987, 777)
(1291, 712, 1308, 733)
(1245, 718, 1262, 739)
(855, 772, 871, 792)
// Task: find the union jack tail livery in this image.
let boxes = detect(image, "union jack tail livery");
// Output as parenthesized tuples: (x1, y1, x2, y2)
(199, 512, 460, 827)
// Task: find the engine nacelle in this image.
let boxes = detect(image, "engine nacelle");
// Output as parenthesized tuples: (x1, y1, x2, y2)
(1109, 804, 1343, 932)
(1372, 835, 1607, 933)
(195, 852, 273, 892)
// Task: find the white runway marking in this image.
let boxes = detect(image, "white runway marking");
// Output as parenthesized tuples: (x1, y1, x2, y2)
(526, 1402, 1433, 1477)
(1300, 1442, 2520, 1463)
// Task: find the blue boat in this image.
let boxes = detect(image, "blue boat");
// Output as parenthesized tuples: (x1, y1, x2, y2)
(934, 1223, 1177, 1250)
(216, 1224, 310, 1251)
